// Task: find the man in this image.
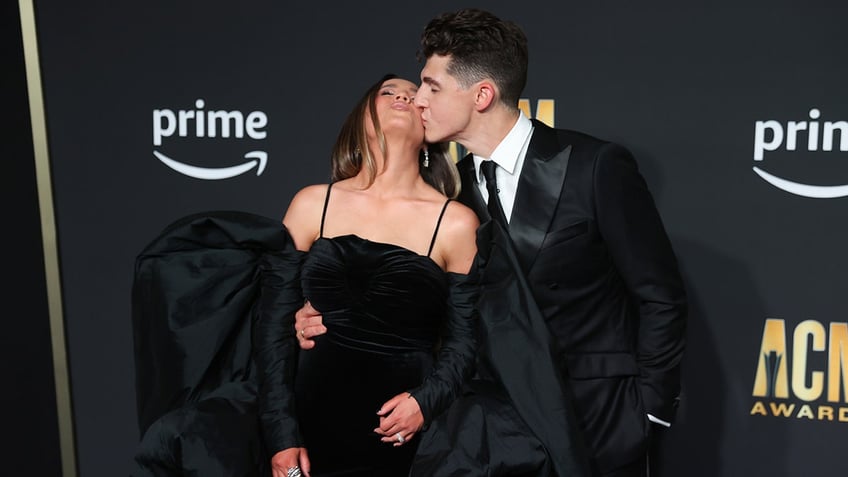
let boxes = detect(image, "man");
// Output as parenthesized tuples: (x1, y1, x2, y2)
(296, 8, 686, 477)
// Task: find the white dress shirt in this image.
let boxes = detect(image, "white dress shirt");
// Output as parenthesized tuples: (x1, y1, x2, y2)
(473, 113, 534, 223)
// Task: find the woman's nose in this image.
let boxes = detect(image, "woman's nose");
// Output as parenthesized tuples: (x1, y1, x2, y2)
(395, 93, 411, 103)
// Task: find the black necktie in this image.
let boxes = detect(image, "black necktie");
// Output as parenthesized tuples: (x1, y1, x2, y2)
(481, 160, 509, 227)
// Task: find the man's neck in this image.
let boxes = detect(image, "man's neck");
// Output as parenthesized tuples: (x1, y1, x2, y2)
(458, 108, 521, 159)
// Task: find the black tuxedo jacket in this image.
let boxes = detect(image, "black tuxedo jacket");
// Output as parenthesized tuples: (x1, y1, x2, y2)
(456, 120, 687, 474)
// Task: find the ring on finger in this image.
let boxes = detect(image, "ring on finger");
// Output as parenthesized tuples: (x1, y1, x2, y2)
(395, 432, 405, 444)
(299, 329, 305, 337)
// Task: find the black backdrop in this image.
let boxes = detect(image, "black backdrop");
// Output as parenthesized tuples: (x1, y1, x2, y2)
(16, 1, 848, 475)
(5, 0, 60, 475)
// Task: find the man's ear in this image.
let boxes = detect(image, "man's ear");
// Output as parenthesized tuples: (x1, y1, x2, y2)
(474, 81, 497, 112)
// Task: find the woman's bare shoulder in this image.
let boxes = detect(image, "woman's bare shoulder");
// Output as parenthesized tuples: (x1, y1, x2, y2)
(442, 200, 480, 233)
(431, 200, 478, 273)
(287, 183, 332, 215)
(283, 184, 330, 250)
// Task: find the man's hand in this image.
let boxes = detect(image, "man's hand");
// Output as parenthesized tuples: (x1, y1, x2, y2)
(295, 300, 327, 350)
(270, 447, 311, 477)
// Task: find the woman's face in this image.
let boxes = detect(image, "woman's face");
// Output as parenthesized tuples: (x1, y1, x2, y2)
(367, 78, 424, 143)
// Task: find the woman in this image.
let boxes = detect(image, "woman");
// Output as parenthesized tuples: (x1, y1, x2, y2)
(255, 74, 480, 477)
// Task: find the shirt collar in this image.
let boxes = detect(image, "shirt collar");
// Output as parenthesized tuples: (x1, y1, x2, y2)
(473, 113, 533, 183)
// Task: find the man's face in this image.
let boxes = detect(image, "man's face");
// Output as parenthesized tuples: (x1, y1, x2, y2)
(414, 54, 475, 144)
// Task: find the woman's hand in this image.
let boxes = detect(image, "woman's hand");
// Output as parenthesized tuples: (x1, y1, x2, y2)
(270, 447, 311, 477)
(374, 392, 424, 446)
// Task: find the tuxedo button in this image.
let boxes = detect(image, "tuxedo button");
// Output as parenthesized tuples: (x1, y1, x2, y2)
(548, 282, 559, 290)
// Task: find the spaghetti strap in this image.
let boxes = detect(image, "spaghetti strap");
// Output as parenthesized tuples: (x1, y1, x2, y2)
(319, 183, 333, 238)
(427, 199, 452, 257)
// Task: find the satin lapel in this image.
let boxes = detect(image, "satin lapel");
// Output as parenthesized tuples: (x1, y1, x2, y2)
(457, 154, 488, 221)
(509, 120, 571, 271)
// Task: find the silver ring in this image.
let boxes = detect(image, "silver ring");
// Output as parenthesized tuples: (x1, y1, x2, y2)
(395, 432, 405, 443)
(287, 466, 302, 477)
(299, 329, 305, 337)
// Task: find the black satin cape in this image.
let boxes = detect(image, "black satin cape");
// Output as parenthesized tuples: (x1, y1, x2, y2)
(411, 219, 591, 477)
(131, 211, 302, 476)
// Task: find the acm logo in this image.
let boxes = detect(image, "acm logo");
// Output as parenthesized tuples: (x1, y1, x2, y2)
(751, 318, 848, 422)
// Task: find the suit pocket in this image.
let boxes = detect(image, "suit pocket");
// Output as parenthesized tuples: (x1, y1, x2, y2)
(540, 220, 589, 249)
(568, 375, 650, 472)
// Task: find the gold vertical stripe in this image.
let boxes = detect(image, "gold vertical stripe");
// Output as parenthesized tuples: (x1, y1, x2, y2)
(449, 141, 459, 163)
(517, 99, 556, 127)
(517, 99, 531, 119)
(18, 1, 78, 476)
(828, 323, 848, 403)
(535, 100, 555, 127)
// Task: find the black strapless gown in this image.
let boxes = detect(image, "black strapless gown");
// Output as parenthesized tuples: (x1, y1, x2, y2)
(295, 235, 448, 476)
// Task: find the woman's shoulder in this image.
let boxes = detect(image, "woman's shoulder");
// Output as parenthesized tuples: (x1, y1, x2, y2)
(283, 184, 330, 227)
(291, 183, 331, 202)
(434, 200, 478, 274)
(442, 199, 480, 233)
(436, 200, 479, 250)
(288, 183, 333, 212)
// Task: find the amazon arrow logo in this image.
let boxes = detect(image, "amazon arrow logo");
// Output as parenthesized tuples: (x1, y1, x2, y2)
(152, 99, 269, 180)
(153, 150, 267, 180)
(753, 108, 848, 198)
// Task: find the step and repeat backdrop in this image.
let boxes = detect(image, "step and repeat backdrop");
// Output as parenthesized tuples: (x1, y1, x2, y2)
(28, 1, 846, 475)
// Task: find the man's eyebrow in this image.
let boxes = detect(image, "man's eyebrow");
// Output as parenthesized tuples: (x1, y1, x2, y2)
(421, 76, 440, 87)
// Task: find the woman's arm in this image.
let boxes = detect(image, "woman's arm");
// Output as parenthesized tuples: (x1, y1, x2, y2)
(375, 203, 481, 444)
(409, 202, 480, 420)
(252, 229, 306, 453)
(254, 185, 326, 471)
